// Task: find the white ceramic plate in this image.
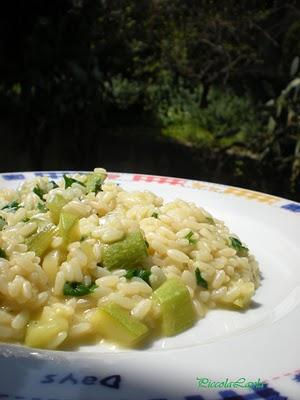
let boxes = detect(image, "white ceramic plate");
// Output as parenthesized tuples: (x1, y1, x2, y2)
(0, 171, 299, 400)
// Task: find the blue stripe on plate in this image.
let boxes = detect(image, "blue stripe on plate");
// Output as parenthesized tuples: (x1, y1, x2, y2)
(34, 172, 88, 179)
(294, 372, 300, 383)
(184, 396, 205, 400)
(219, 390, 255, 399)
(239, 394, 262, 400)
(252, 385, 287, 399)
(281, 203, 300, 212)
(34, 172, 66, 179)
(1, 174, 25, 181)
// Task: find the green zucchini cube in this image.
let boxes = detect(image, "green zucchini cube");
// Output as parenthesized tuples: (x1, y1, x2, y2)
(153, 277, 196, 336)
(102, 230, 148, 270)
(27, 225, 58, 258)
(90, 302, 149, 347)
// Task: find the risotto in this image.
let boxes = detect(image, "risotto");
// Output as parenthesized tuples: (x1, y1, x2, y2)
(0, 169, 260, 350)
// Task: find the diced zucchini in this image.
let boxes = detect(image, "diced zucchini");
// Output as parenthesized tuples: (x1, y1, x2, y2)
(85, 171, 107, 194)
(102, 230, 148, 270)
(25, 316, 68, 349)
(90, 302, 149, 346)
(47, 194, 68, 224)
(58, 211, 80, 243)
(153, 278, 196, 336)
(42, 249, 65, 283)
(27, 225, 58, 258)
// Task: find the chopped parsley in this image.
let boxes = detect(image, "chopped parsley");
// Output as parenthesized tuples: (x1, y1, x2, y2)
(88, 177, 103, 194)
(63, 281, 97, 297)
(37, 203, 48, 213)
(22, 217, 30, 223)
(33, 185, 46, 201)
(85, 173, 106, 194)
(80, 235, 88, 242)
(151, 212, 159, 219)
(185, 231, 197, 245)
(50, 180, 59, 189)
(0, 216, 6, 230)
(0, 248, 8, 260)
(205, 217, 215, 225)
(1, 200, 21, 212)
(229, 236, 249, 257)
(85, 172, 106, 194)
(125, 269, 151, 285)
(195, 267, 208, 289)
(93, 179, 103, 194)
(63, 174, 85, 189)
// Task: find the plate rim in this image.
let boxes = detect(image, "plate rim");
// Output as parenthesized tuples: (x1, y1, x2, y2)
(0, 169, 299, 209)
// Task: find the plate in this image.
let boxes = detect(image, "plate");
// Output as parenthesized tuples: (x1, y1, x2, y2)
(0, 171, 299, 400)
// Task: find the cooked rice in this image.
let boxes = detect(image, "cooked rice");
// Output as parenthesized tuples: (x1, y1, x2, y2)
(0, 168, 260, 349)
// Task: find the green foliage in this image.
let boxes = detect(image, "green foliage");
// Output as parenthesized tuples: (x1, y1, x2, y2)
(260, 61, 300, 191)
(103, 75, 141, 109)
(282, 20, 300, 72)
(163, 123, 214, 147)
(201, 88, 261, 145)
(0, 0, 285, 125)
(151, 79, 261, 149)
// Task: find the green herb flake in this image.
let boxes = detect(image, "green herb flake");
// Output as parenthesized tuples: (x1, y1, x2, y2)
(185, 231, 197, 245)
(63, 281, 97, 297)
(89, 283, 98, 291)
(151, 212, 159, 218)
(205, 217, 215, 225)
(0, 248, 8, 260)
(94, 180, 103, 193)
(37, 203, 48, 213)
(125, 269, 151, 285)
(195, 267, 208, 289)
(80, 235, 88, 242)
(85, 172, 106, 194)
(0, 216, 6, 230)
(22, 217, 30, 223)
(89, 177, 103, 194)
(50, 180, 59, 189)
(33, 185, 46, 201)
(229, 236, 249, 256)
(63, 174, 85, 189)
(2, 200, 21, 212)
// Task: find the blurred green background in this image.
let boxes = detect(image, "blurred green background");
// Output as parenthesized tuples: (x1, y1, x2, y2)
(0, 0, 299, 200)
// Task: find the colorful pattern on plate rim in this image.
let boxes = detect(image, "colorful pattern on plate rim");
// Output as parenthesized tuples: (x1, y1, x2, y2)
(0, 373, 300, 400)
(0, 171, 299, 213)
